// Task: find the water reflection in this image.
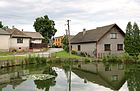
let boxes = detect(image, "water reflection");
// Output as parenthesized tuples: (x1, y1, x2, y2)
(0, 63, 140, 91)
(73, 62, 126, 91)
(125, 64, 140, 91)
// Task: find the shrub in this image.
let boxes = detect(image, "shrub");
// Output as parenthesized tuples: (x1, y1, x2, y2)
(71, 50, 77, 55)
(80, 52, 86, 57)
(84, 58, 90, 63)
(137, 54, 140, 63)
(102, 55, 121, 63)
(120, 53, 134, 63)
(11, 49, 17, 52)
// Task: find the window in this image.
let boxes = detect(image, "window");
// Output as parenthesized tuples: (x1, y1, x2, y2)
(110, 33, 117, 39)
(117, 44, 123, 51)
(105, 65, 111, 71)
(17, 38, 23, 43)
(111, 75, 118, 81)
(78, 45, 81, 51)
(104, 44, 111, 51)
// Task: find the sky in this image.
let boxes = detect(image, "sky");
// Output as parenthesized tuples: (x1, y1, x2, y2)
(0, 0, 140, 37)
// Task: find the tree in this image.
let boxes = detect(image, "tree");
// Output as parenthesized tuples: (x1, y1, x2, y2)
(33, 15, 57, 43)
(0, 21, 3, 28)
(62, 35, 69, 52)
(124, 22, 140, 56)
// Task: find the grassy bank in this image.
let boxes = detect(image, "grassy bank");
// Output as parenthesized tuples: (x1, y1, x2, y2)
(0, 50, 92, 68)
(51, 51, 89, 59)
(0, 55, 26, 60)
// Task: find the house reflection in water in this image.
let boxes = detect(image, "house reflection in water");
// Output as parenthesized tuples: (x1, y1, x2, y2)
(73, 63, 126, 91)
(0, 69, 29, 90)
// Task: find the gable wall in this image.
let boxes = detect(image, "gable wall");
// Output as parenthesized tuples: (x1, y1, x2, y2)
(10, 38, 30, 51)
(97, 27, 124, 57)
(0, 35, 10, 51)
(71, 43, 96, 56)
(31, 39, 42, 44)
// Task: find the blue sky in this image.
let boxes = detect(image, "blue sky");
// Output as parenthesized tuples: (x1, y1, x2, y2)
(0, 0, 140, 36)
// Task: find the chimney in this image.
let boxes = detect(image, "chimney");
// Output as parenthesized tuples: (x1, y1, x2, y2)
(12, 25, 15, 29)
(21, 29, 23, 31)
(83, 28, 86, 36)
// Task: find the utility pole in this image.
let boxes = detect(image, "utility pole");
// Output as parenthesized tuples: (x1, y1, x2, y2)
(66, 20, 71, 91)
(67, 20, 71, 55)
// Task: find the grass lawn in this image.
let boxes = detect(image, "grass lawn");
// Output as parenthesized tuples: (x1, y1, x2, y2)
(52, 51, 90, 60)
(0, 55, 27, 60)
(0, 48, 49, 56)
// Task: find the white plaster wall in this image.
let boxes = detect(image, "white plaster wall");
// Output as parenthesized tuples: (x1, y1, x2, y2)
(0, 35, 10, 51)
(31, 39, 42, 44)
(10, 38, 30, 50)
(72, 43, 96, 55)
(97, 27, 124, 56)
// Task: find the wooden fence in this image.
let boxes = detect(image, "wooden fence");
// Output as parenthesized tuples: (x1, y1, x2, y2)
(30, 43, 47, 49)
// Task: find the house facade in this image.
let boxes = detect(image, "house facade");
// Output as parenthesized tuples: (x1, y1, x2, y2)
(71, 24, 125, 58)
(53, 36, 64, 47)
(24, 32, 44, 44)
(0, 29, 11, 51)
(0, 27, 44, 52)
(23, 32, 45, 49)
(6, 28, 31, 51)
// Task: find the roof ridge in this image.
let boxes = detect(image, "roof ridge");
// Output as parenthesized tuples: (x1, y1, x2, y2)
(96, 23, 116, 29)
(71, 23, 120, 44)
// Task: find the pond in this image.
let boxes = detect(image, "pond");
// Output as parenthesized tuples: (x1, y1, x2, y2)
(0, 62, 140, 91)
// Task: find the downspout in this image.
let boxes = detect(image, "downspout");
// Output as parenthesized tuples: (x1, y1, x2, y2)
(96, 41, 98, 58)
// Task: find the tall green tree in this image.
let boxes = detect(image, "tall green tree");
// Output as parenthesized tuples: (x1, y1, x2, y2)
(62, 35, 69, 52)
(0, 21, 3, 28)
(124, 22, 140, 56)
(33, 15, 57, 43)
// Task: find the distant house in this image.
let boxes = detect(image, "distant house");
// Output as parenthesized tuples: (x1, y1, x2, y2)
(23, 32, 45, 49)
(6, 28, 31, 51)
(0, 27, 45, 52)
(53, 36, 64, 47)
(0, 28, 11, 51)
(71, 24, 125, 58)
(24, 32, 44, 44)
(53, 35, 74, 47)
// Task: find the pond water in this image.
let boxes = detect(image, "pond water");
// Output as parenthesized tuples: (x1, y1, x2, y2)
(0, 62, 140, 91)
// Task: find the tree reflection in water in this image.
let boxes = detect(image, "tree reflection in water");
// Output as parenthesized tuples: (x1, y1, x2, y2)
(126, 64, 140, 91)
(34, 66, 57, 91)
(34, 78, 56, 91)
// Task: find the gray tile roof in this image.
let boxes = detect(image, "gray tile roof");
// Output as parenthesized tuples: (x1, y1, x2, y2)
(0, 28, 10, 35)
(23, 32, 44, 39)
(71, 24, 125, 44)
(6, 28, 30, 38)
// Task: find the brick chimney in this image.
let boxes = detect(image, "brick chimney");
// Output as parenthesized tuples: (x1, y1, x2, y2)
(12, 25, 15, 29)
(83, 28, 86, 36)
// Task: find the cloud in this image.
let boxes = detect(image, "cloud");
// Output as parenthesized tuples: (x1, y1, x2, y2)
(0, 0, 140, 36)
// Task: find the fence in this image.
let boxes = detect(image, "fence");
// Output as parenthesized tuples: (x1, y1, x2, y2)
(30, 43, 47, 49)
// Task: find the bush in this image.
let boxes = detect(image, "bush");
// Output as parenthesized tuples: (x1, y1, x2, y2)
(120, 53, 134, 63)
(103, 55, 121, 63)
(71, 50, 77, 55)
(80, 52, 86, 57)
(84, 58, 91, 63)
(137, 54, 140, 63)
(27, 55, 47, 64)
(11, 49, 17, 52)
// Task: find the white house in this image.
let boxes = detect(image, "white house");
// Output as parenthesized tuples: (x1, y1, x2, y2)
(6, 28, 31, 51)
(0, 29, 11, 51)
(0, 27, 44, 52)
(23, 32, 44, 44)
(71, 24, 125, 58)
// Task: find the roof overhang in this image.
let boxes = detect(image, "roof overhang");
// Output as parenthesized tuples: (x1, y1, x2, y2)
(71, 41, 97, 44)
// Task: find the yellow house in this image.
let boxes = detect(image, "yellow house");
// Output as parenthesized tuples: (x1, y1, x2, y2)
(53, 36, 64, 47)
